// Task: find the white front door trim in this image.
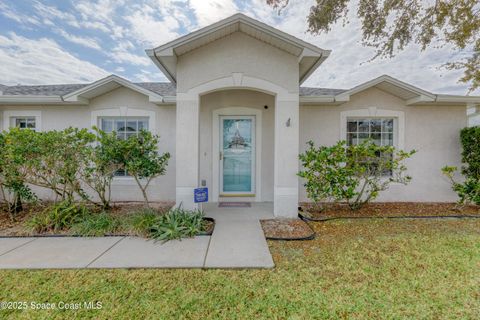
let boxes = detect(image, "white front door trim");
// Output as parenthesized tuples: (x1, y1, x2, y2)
(212, 107, 262, 202)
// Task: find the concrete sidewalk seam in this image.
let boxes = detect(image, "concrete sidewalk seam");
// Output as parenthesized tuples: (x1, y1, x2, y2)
(0, 238, 37, 257)
(202, 233, 213, 268)
(85, 237, 125, 268)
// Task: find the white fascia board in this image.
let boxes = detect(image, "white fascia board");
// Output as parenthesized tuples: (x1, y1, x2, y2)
(299, 96, 335, 104)
(337, 75, 436, 102)
(406, 95, 435, 105)
(0, 95, 65, 104)
(151, 14, 328, 57)
(299, 51, 331, 85)
(145, 49, 176, 84)
(162, 96, 177, 103)
(63, 74, 165, 103)
(435, 94, 480, 104)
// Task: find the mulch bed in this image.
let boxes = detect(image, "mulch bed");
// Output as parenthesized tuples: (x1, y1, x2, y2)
(300, 202, 480, 220)
(261, 219, 315, 240)
(0, 202, 174, 237)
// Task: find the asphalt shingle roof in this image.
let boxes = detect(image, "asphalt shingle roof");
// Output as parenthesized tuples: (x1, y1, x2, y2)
(0, 82, 346, 97)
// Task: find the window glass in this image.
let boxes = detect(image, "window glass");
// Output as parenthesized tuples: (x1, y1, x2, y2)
(346, 118, 394, 147)
(14, 117, 36, 130)
(100, 117, 149, 176)
(346, 117, 395, 176)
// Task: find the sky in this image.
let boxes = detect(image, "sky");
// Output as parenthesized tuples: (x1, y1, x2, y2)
(0, 0, 477, 95)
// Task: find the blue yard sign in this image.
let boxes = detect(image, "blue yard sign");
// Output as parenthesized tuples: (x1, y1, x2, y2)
(194, 187, 208, 203)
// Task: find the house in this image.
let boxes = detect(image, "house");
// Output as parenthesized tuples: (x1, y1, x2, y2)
(1, 13, 479, 218)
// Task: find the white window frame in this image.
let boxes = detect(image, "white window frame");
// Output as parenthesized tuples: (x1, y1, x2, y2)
(340, 107, 405, 150)
(3, 110, 42, 131)
(91, 107, 156, 185)
(91, 107, 156, 134)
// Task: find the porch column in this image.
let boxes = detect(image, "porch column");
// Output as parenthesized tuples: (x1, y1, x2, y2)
(175, 94, 200, 210)
(274, 95, 299, 218)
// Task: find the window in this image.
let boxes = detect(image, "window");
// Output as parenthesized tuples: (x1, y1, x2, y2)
(12, 117, 36, 130)
(3, 111, 41, 132)
(346, 118, 394, 146)
(346, 118, 395, 176)
(100, 117, 149, 176)
(100, 117, 149, 140)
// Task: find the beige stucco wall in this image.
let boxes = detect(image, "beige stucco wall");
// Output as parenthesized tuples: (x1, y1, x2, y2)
(1, 85, 467, 203)
(0, 87, 176, 203)
(176, 32, 299, 93)
(199, 90, 275, 201)
(300, 87, 466, 202)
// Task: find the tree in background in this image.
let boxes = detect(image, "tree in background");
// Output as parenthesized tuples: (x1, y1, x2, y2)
(267, 0, 479, 92)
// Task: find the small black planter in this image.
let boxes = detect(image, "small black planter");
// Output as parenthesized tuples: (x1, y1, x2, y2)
(197, 217, 215, 236)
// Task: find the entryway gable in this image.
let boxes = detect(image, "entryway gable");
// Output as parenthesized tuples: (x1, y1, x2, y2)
(146, 13, 330, 88)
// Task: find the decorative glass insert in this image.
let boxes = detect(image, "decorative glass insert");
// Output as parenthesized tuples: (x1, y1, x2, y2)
(14, 117, 36, 130)
(100, 117, 149, 176)
(222, 118, 253, 193)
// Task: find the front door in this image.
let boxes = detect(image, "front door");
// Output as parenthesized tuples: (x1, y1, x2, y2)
(220, 116, 255, 196)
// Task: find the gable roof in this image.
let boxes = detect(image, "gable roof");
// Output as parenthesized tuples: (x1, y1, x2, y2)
(334, 75, 437, 104)
(300, 75, 480, 106)
(146, 13, 330, 84)
(62, 75, 164, 103)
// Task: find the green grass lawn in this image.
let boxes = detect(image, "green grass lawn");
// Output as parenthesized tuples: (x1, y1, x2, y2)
(1, 218, 479, 319)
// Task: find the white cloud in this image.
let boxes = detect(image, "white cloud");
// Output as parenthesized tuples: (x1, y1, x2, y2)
(75, 0, 125, 38)
(125, 5, 180, 46)
(0, 33, 109, 85)
(33, 1, 80, 28)
(55, 29, 102, 50)
(108, 42, 151, 66)
(133, 69, 166, 82)
(189, 0, 239, 27)
(0, 2, 41, 26)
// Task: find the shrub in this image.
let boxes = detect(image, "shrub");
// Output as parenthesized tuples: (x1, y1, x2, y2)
(442, 126, 480, 205)
(150, 207, 205, 241)
(299, 140, 415, 211)
(71, 212, 121, 236)
(27, 201, 90, 233)
(80, 128, 123, 209)
(0, 129, 37, 217)
(345, 140, 415, 210)
(298, 141, 352, 211)
(118, 130, 170, 206)
(22, 128, 95, 202)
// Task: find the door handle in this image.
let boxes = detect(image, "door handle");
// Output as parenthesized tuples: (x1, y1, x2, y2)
(219, 151, 223, 160)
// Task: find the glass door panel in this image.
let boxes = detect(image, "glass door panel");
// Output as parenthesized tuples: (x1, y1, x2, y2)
(221, 117, 254, 194)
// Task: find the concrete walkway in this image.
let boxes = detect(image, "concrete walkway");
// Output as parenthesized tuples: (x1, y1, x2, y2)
(0, 203, 274, 269)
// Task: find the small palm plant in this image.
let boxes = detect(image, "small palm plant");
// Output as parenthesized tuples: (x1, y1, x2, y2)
(150, 207, 206, 241)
